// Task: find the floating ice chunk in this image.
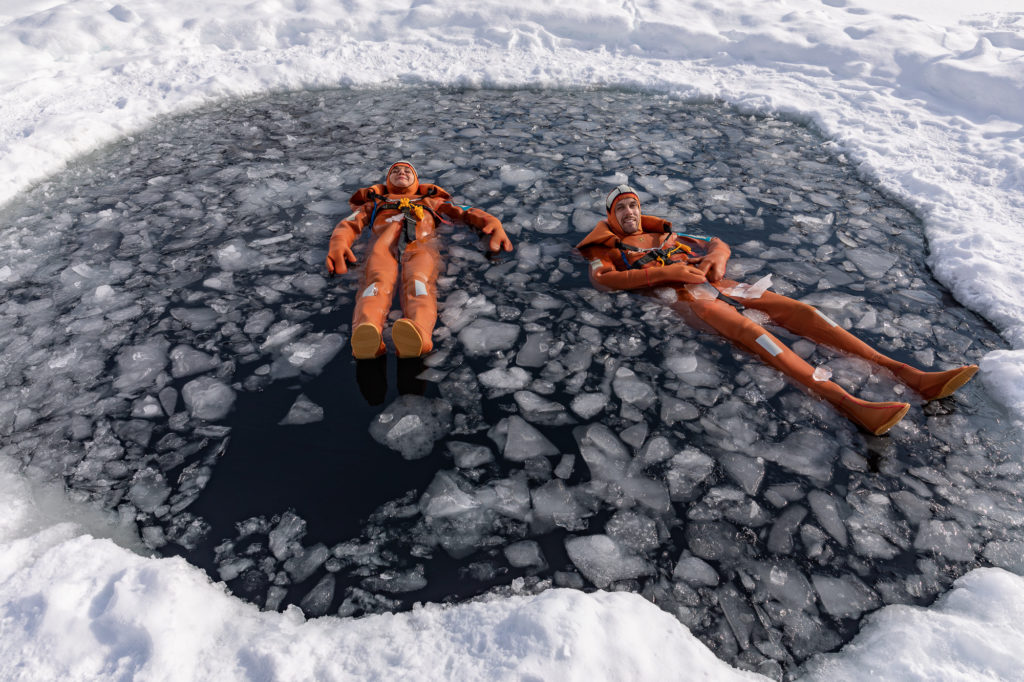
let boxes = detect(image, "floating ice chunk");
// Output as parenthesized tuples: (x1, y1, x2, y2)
(982, 541, 1024, 573)
(261, 322, 306, 351)
(664, 354, 698, 376)
(666, 449, 715, 501)
(516, 332, 553, 368)
(504, 540, 546, 569)
(673, 554, 719, 586)
(554, 454, 575, 479)
(499, 165, 541, 186)
(477, 474, 531, 521)
(847, 246, 897, 279)
(215, 238, 263, 271)
(285, 543, 330, 582)
(420, 470, 479, 519)
(660, 394, 699, 424)
(362, 566, 428, 594)
(811, 574, 880, 619)
(767, 505, 808, 554)
(812, 366, 832, 382)
(182, 377, 236, 421)
(447, 441, 494, 468)
(279, 394, 324, 425)
(531, 479, 588, 533)
(131, 395, 165, 419)
(759, 429, 836, 481)
(620, 422, 648, 450)
(128, 467, 170, 512)
(606, 510, 659, 553)
(369, 395, 452, 460)
(217, 558, 253, 582)
(720, 274, 773, 299)
(570, 393, 607, 419)
(513, 390, 574, 426)
(808, 490, 849, 547)
(269, 511, 307, 560)
(576, 423, 630, 483)
(170, 345, 220, 379)
(718, 452, 764, 496)
(564, 535, 654, 589)
(113, 340, 169, 393)
(299, 573, 335, 618)
(612, 368, 656, 408)
(502, 415, 559, 461)
(684, 282, 719, 300)
(280, 333, 344, 375)
(457, 319, 520, 356)
(478, 366, 532, 394)
(914, 519, 974, 561)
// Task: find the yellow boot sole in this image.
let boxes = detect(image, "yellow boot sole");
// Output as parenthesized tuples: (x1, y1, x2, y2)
(351, 323, 384, 359)
(393, 318, 425, 358)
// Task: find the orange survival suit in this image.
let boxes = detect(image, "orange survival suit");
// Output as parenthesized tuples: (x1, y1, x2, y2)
(576, 186, 977, 435)
(327, 162, 512, 359)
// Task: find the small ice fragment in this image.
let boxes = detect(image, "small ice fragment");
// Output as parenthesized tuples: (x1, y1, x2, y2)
(279, 394, 324, 425)
(684, 282, 719, 300)
(504, 540, 546, 569)
(564, 534, 654, 589)
(720, 274, 773, 299)
(812, 366, 832, 382)
(182, 377, 236, 421)
(503, 415, 559, 461)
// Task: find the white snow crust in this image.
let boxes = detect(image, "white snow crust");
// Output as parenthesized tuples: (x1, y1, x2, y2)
(2, 1, 1024, 680)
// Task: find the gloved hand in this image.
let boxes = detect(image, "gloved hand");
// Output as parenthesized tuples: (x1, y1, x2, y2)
(648, 262, 707, 285)
(482, 221, 513, 253)
(693, 238, 730, 282)
(326, 244, 356, 275)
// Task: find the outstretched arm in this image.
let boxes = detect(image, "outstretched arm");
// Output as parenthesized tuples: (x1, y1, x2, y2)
(439, 203, 513, 253)
(326, 208, 370, 275)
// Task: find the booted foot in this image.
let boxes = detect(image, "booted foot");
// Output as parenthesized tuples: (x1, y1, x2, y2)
(393, 318, 427, 358)
(351, 322, 385, 359)
(838, 396, 910, 436)
(900, 364, 978, 401)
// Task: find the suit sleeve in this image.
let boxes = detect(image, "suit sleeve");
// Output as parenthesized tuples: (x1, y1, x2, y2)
(581, 245, 660, 291)
(438, 202, 512, 251)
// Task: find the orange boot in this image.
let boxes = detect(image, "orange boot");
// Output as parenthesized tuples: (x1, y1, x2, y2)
(683, 295, 910, 435)
(728, 284, 978, 401)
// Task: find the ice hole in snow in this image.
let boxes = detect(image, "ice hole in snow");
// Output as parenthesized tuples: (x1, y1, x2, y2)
(0, 87, 1020, 679)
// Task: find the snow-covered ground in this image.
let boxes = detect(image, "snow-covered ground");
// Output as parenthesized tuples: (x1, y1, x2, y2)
(1, 0, 1023, 679)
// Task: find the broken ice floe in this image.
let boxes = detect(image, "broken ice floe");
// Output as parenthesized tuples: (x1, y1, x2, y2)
(2, 88, 1020, 680)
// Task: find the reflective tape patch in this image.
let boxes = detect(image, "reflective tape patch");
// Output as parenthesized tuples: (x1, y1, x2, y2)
(346, 211, 358, 222)
(814, 308, 839, 327)
(590, 259, 603, 271)
(414, 280, 428, 297)
(756, 334, 783, 357)
(361, 283, 378, 298)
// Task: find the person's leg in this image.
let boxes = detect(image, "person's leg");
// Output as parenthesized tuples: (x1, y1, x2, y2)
(351, 237, 399, 359)
(680, 293, 909, 435)
(393, 238, 441, 358)
(717, 280, 977, 400)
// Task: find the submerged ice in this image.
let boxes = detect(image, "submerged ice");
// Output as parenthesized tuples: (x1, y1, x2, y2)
(0, 88, 1020, 680)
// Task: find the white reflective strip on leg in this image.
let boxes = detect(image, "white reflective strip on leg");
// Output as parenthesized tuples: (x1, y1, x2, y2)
(756, 334, 784, 357)
(345, 211, 359, 222)
(814, 308, 839, 327)
(361, 283, 378, 298)
(414, 280, 428, 296)
(590, 259, 603, 271)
